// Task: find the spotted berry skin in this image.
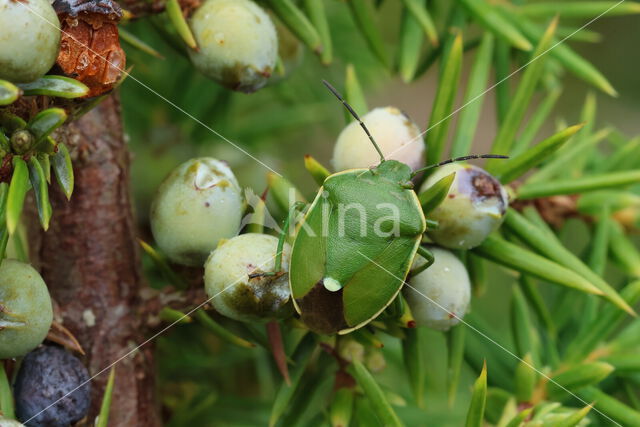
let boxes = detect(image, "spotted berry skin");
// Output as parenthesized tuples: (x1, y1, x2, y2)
(0, 260, 53, 359)
(14, 346, 91, 427)
(204, 233, 292, 322)
(405, 247, 471, 331)
(332, 107, 424, 172)
(420, 163, 508, 250)
(188, 0, 278, 93)
(0, 0, 61, 83)
(150, 157, 244, 266)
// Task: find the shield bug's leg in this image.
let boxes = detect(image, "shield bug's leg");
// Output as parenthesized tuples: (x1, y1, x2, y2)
(322, 80, 386, 163)
(411, 154, 509, 177)
(253, 201, 307, 278)
(409, 246, 435, 278)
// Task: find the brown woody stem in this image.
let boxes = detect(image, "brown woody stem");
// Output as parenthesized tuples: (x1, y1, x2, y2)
(27, 95, 161, 426)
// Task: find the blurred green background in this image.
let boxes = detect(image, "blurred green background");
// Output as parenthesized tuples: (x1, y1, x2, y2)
(118, 2, 640, 425)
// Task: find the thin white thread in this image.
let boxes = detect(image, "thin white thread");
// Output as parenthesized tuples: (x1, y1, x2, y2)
(358, 251, 620, 426)
(17, 2, 282, 177)
(25, 253, 279, 423)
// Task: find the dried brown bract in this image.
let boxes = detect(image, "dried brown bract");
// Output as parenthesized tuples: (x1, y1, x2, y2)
(53, 0, 126, 97)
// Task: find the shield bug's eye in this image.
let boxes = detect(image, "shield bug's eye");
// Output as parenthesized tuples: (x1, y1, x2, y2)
(204, 233, 293, 322)
(150, 157, 244, 267)
(404, 247, 471, 331)
(188, 0, 278, 93)
(332, 107, 424, 172)
(14, 346, 91, 426)
(0, 259, 53, 360)
(420, 163, 508, 250)
(0, 0, 61, 83)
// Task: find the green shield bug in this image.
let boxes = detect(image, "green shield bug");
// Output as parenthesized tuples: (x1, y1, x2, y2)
(282, 81, 506, 335)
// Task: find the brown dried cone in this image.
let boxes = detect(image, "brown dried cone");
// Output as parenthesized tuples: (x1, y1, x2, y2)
(53, 0, 126, 97)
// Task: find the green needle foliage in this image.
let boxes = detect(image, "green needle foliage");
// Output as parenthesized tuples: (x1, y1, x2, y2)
(132, 1, 640, 425)
(2, 0, 640, 426)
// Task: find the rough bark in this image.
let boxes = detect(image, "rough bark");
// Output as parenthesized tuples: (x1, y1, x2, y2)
(27, 95, 161, 426)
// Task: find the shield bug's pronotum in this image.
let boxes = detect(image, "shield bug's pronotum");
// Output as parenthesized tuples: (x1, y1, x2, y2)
(262, 81, 506, 335)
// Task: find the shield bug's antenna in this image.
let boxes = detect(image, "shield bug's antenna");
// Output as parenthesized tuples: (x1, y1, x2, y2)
(322, 80, 386, 163)
(411, 154, 509, 177)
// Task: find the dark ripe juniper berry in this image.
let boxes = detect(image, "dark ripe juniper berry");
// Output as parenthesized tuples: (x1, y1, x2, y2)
(14, 346, 91, 427)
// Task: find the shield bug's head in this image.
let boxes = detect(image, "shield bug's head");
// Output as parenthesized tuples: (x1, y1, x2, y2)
(0, 0, 61, 83)
(188, 0, 278, 93)
(0, 259, 54, 359)
(420, 163, 509, 250)
(332, 107, 424, 172)
(14, 346, 91, 426)
(374, 159, 413, 183)
(404, 247, 471, 331)
(204, 233, 293, 322)
(150, 157, 244, 266)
